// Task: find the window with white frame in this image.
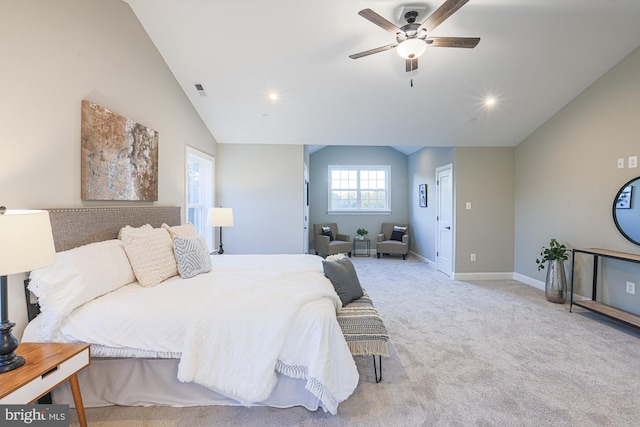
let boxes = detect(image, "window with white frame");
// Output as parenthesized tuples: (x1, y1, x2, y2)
(328, 165, 390, 212)
(186, 147, 214, 250)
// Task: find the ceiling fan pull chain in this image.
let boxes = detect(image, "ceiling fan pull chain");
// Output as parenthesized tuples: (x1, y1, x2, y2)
(410, 61, 414, 87)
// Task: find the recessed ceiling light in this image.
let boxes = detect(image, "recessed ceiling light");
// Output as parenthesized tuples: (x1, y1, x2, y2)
(485, 98, 496, 106)
(269, 93, 278, 101)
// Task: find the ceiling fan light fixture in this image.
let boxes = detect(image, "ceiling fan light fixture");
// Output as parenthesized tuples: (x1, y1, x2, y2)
(396, 38, 426, 59)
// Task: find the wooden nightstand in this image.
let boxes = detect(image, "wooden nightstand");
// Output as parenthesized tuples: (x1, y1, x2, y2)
(0, 342, 90, 427)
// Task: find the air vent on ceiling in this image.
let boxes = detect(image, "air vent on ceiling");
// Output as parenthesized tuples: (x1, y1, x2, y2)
(194, 83, 207, 97)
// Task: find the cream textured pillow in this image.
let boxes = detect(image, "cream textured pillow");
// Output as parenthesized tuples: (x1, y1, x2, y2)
(121, 227, 178, 287)
(161, 222, 198, 240)
(118, 223, 152, 240)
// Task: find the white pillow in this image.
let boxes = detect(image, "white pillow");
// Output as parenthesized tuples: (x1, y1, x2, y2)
(121, 227, 178, 287)
(326, 253, 347, 261)
(28, 239, 135, 341)
(161, 222, 198, 240)
(173, 235, 212, 279)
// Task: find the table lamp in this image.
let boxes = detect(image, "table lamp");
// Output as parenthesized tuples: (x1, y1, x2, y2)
(208, 207, 234, 254)
(0, 207, 56, 374)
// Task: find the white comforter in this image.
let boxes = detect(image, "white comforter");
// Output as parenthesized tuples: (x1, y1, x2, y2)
(24, 254, 358, 414)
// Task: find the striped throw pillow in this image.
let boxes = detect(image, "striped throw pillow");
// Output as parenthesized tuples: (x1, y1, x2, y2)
(173, 235, 212, 279)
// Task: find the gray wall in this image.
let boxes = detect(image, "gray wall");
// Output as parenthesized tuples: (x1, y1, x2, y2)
(408, 147, 456, 263)
(1, 0, 217, 338)
(455, 147, 515, 274)
(309, 146, 409, 252)
(515, 45, 640, 313)
(216, 144, 305, 254)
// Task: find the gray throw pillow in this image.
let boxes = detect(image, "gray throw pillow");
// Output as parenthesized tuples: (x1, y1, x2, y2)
(323, 257, 363, 306)
(173, 235, 212, 279)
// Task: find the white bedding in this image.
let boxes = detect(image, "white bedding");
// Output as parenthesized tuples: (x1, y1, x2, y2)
(23, 254, 358, 414)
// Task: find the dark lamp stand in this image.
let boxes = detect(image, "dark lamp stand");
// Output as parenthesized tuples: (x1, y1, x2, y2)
(0, 275, 25, 373)
(218, 227, 225, 254)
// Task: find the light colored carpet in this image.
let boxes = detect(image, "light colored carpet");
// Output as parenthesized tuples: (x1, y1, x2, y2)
(69, 256, 640, 426)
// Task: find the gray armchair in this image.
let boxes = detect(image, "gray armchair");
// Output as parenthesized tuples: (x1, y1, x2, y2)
(377, 223, 409, 260)
(314, 223, 352, 257)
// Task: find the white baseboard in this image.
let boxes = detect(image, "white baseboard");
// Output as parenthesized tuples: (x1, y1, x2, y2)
(514, 273, 588, 300)
(444, 270, 588, 302)
(408, 251, 435, 267)
(513, 273, 545, 291)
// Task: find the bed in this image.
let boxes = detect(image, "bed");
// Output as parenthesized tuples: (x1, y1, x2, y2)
(21, 207, 359, 414)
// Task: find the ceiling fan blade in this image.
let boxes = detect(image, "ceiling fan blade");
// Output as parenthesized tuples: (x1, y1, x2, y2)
(405, 58, 419, 72)
(427, 37, 480, 48)
(349, 43, 397, 59)
(419, 0, 470, 33)
(358, 9, 402, 35)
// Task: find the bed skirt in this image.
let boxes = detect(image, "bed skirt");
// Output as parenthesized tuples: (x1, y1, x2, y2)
(53, 357, 326, 412)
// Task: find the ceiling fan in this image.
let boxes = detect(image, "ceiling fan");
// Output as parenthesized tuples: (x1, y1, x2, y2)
(349, 0, 480, 73)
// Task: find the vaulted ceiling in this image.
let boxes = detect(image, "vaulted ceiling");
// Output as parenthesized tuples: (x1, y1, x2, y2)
(124, 0, 640, 154)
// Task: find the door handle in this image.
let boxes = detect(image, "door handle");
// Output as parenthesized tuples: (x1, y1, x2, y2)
(445, 226, 451, 230)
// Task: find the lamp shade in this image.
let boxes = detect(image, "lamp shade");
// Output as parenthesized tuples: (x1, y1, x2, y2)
(396, 38, 427, 59)
(208, 208, 234, 227)
(0, 210, 56, 276)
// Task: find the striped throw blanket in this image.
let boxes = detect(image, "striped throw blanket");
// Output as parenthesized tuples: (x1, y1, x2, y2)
(337, 290, 389, 357)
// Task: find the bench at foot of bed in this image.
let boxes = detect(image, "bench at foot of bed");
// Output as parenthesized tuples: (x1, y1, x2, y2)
(336, 290, 389, 383)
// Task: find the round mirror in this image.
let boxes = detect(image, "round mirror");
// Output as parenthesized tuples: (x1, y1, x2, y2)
(613, 176, 640, 245)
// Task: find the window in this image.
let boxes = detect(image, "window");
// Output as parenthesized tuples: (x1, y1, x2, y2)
(186, 147, 214, 250)
(328, 165, 390, 212)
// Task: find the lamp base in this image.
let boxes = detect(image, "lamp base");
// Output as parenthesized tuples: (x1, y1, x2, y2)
(0, 354, 25, 374)
(0, 320, 25, 374)
(217, 244, 224, 255)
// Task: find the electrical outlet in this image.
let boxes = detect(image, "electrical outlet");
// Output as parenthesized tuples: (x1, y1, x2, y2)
(470, 253, 476, 262)
(629, 156, 638, 168)
(626, 281, 635, 295)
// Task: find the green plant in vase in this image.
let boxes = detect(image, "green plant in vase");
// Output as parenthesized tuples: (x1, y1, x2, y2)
(536, 238, 570, 303)
(356, 228, 369, 240)
(536, 238, 569, 271)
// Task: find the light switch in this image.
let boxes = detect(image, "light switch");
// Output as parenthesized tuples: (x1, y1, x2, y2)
(618, 158, 625, 169)
(466, 202, 471, 210)
(629, 156, 638, 168)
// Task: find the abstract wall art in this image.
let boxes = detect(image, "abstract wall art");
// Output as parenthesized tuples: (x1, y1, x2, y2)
(81, 100, 158, 201)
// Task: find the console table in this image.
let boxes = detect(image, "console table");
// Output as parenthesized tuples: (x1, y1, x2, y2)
(570, 248, 640, 328)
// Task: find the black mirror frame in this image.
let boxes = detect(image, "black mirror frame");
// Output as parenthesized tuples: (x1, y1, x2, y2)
(612, 176, 640, 246)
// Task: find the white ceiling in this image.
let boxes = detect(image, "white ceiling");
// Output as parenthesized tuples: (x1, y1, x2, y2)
(124, 0, 640, 154)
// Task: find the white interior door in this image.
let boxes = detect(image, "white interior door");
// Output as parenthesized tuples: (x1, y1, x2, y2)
(436, 164, 454, 277)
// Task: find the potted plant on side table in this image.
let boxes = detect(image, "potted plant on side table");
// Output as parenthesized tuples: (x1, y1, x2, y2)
(356, 228, 369, 240)
(536, 238, 570, 303)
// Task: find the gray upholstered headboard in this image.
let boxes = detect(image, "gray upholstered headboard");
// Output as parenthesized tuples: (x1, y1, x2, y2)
(45, 206, 182, 252)
(24, 207, 182, 321)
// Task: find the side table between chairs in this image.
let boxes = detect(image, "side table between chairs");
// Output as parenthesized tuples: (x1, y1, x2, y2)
(353, 238, 370, 257)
